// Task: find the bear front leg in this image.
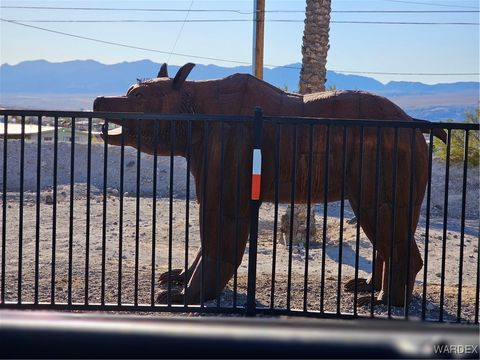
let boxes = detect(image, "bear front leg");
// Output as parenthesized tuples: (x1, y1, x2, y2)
(344, 251, 384, 293)
(156, 213, 250, 305)
(157, 247, 201, 286)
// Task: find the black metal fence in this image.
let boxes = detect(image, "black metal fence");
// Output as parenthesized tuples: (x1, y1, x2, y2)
(0, 109, 478, 324)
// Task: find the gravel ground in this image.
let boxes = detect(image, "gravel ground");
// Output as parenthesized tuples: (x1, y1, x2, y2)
(0, 192, 478, 323)
(0, 140, 478, 323)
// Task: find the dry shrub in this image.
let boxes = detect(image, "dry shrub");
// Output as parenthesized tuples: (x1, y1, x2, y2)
(434, 109, 479, 167)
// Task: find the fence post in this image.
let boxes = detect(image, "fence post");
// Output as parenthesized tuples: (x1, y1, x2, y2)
(246, 107, 263, 316)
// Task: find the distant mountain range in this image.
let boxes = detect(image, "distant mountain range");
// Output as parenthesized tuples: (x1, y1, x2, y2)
(1, 59, 478, 121)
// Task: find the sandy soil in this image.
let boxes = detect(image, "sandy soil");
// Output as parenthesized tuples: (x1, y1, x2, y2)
(0, 140, 478, 322)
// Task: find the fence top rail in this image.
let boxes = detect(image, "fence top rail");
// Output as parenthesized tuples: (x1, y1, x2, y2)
(0, 109, 478, 131)
(263, 115, 479, 130)
(0, 109, 253, 123)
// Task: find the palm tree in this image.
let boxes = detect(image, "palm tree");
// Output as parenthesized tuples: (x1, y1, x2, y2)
(280, 0, 332, 246)
(299, 0, 332, 94)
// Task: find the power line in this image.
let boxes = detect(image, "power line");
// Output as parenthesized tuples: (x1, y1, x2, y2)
(167, 0, 194, 63)
(333, 10, 478, 13)
(0, 18, 252, 65)
(3, 18, 479, 25)
(330, 69, 480, 76)
(332, 20, 478, 25)
(1, 5, 478, 13)
(0, 5, 254, 14)
(383, 0, 479, 9)
(2, 19, 478, 77)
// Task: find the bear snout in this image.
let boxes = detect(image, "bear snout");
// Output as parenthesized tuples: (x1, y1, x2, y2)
(93, 96, 105, 111)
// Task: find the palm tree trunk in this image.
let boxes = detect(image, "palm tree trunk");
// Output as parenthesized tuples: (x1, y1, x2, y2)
(280, 0, 332, 247)
(299, 0, 332, 94)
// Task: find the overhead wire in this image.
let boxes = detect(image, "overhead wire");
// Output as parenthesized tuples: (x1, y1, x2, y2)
(0, 5, 478, 13)
(0, 18, 251, 65)
(2, 5, 478, 26)
(0, 5, 254, 14)
(382, 0, 479, 9)
(1, 18, 478, 76)
(167, 0, 194, 63)
(2, 19, 478, 25)
(332, 20, 478, 25)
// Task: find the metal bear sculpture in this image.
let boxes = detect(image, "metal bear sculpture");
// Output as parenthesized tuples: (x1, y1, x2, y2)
(94, 63, 446, 307)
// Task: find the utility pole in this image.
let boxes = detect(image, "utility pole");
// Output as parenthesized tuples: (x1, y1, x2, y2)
(252, 0, 265, 79)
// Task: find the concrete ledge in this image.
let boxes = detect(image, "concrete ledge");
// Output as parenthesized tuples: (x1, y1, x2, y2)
(0, 310, 478, 359)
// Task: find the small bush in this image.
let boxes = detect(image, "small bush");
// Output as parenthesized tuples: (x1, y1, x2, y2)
(434, 109, 479, 167)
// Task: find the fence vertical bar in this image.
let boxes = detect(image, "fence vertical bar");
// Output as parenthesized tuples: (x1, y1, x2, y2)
(101, 119, 108, 306)
(68, 117, 76, 305)
(440, 129, 451, 322)
(150, 121, 158, 306)
(34, 116, 42, 304)
(118, 121, 125, 306)
(286, 124, 298, 311)
(51, 116, 58, 304)
(85, 117, 92, 305)
(184, 120, 192, 305)
(303, 124, 314, 312)
(18, 116, 25, 304)
(476, 232, 480, 324)
(270, 123, 280, 309)
(320, 124, 331, 314)
(404, 128, 416, 318)
(422, 129, 434, 320)
(1, 116, 7, 304)
(134, 122, 141, 306)
(167, 120, 175, 306)
(387, 127, 399, 318)
(200, 121, 209, 308)
(371, 126, 382, 317)
(246, 106, 263, 317)
(337, 126, 348, 315)
(457, 130, 469, 322)
(353, 126, 365, 314)
(233, 123, 244, 308)
(216, 122, 226, 307)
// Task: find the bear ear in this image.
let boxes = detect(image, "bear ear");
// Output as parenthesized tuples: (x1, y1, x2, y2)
(157, 63, 168, 78)
(172, 63, 195, 90)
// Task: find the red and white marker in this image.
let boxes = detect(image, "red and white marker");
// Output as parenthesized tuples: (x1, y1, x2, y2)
(251, 148, 262, 200)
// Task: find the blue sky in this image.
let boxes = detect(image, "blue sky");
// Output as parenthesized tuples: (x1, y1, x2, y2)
(1, 0, 478, 84)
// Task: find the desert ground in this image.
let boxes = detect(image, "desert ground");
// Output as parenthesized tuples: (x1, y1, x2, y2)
(0, 140, 478, 322)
